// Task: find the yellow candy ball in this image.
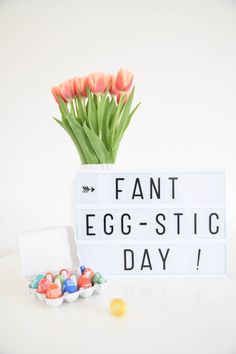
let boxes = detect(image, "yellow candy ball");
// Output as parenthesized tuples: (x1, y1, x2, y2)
(110, 298, 127, 316)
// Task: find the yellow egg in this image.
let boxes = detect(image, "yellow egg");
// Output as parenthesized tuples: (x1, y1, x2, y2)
(110, 298, 127, 316)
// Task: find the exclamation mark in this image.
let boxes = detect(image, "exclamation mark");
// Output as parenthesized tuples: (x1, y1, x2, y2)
(196, 249, 201, 270)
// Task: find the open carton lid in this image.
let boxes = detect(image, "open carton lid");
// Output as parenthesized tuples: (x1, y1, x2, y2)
(19, 226, 80, 281)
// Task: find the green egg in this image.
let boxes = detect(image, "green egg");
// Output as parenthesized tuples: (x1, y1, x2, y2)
(54, 274, 65, 286)
(92, 272, 106, 285)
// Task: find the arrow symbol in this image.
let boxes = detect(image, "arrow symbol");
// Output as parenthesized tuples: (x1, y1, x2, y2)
(82, 186, 95, 193)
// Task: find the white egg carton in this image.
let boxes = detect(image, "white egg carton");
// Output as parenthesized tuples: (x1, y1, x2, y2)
(29, 281, 108, 308)
(20, 226, 108, 308)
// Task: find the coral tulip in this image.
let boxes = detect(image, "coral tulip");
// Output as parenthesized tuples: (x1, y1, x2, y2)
(115, 68, 133, 92)
(52, 79, 75, 103)
(87, 72, 106, 94)
(105, 74, 112, 89)
(109, 75, 119, 96)
(60, 79, 74, 101)
(51, 86, 64, 104)
(117, 90, 131, 104)
(73, 76, 88, 97)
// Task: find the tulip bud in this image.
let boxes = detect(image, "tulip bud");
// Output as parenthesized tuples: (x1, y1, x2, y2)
(87, 73, 106, 94)
(51, 86, 64, 104)
(115, 68, 133, 92)
(73, 76, 88, 97)
(59, 79, 74, 101)
(117, 90, 131, 104)
(109, 75, 119, 96)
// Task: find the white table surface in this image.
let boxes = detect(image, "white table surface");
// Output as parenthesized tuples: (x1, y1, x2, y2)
(1, 253, 236, 354)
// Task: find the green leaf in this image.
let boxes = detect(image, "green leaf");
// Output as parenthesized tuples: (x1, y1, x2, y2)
(87, 88, 98, 134)
(53, 117, 64, 128)
(113, 88, 136, 147)
(69, 101, 77, 120)
(58, 97, 69, 119)
(101, 97, 111, 148)
(53, 117, 87, 164)
(66, 108, 81, 129)
(123, 102, 141, 131)
(65, 113, 97, 163)
(102, 97, 116, 149)
(68, 119, 99, 164)
(110, 94, 125, 144)
(97, 88, 110, 137)
(75, 97, 87, 124)
(103, 96, 111, 118)
(83, 122, 112, 163)
(111, 143, 120, 163)
(108, 97, 117, 126)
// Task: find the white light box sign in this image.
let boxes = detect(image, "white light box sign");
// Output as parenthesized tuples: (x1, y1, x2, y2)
(75, 169, 226, 277)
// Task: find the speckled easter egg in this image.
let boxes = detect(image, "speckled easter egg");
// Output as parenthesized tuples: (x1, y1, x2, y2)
(63, 279, 77, 294)
(37, 278, 50, 294)
(46, 283, 62, 299)
(92, 272, 106, 285)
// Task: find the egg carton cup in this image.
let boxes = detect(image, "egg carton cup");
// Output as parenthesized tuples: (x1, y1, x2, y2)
(63, 290, 80, 303)
(29, 281, 108, 308)
(36, 292, 46, 302)
(45, 296, 64, 308)
(93, 281, 108, 294)
(29, 287, 38, 299)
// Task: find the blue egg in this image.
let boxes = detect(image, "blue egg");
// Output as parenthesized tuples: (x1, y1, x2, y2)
(80, 265, 86, 274)
(63, 279, 77, 294)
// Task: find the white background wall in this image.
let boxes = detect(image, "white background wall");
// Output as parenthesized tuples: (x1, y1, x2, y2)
(0, 0, 235, 257)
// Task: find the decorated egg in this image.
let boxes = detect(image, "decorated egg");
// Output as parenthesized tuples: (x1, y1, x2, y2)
(83, 267, 94, 280)
(45, 272, 54, 282)
(46, 283, 62, 299)
(59, 268, 71, 279)
(110, 298, 127, 316)
(54, 274, 65, 286)
(63, 278, 77, 294)
(37, 278, 50, 294)
(30, 274, 45, 289)
(77, 275, 92, 289)
(92, 272, 106, 285)
(70, 275, 77, 286)
(80, 265, 86, 275)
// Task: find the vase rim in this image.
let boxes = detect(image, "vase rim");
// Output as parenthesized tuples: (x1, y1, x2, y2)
(78, 163, 115, 170)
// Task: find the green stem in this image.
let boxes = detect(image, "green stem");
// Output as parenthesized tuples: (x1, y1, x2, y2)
(70, 100, 77, 119)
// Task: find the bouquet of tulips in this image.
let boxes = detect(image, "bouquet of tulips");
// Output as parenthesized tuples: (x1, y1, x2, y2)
(51, 69, 140, 164)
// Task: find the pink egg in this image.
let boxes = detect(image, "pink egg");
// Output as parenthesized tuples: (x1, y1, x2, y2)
(37, 278, 50, 294)
(83, 268, 94, 280)
(59, 268, 71, 279)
